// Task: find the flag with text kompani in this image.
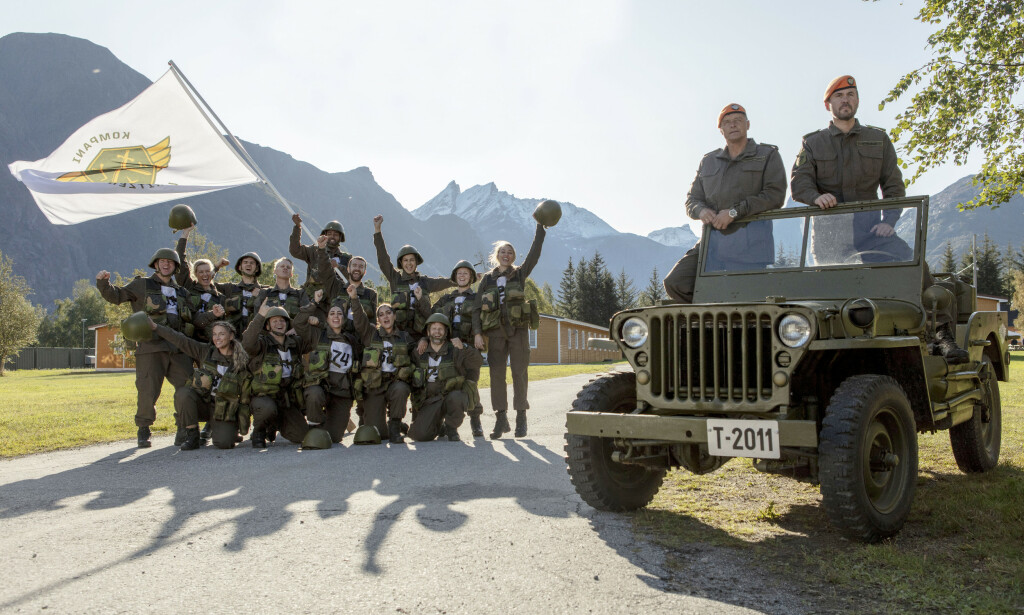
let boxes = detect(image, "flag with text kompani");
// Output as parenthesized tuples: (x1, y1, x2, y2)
(7, 70, 259, 225)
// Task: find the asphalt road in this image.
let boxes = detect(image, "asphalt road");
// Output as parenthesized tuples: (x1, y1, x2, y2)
(0, 371, 799, 614)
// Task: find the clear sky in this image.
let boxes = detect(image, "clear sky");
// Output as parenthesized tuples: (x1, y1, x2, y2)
(2, 0, 972, 236)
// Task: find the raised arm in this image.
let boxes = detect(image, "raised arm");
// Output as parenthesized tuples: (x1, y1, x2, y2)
(518, 223, 547, 279)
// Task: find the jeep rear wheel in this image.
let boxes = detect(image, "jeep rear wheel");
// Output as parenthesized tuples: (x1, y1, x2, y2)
(819, 375, 917, 543)
(950, 354, 1002, 473)
(565, 372, 666, 511)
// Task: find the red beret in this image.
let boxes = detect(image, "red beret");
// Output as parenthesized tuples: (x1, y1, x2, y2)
(717, 103, 746, 127)
(824, 75, 857, 102)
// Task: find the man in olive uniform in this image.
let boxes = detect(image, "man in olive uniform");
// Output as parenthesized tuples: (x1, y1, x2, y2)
(96, 249, 195, 447)
(254, 257, 310, 322)
(410, 313, 484, 442)
(290, 213, 351, 295)
(423, 260, 485, 436)
(312, 243, 378, 332)
(242, 300, 310, 447)
(215, 252, 266, 334)
(373, 214, 455, 336)
(790, 75, 967, 362)
(664, 103, 787, 304)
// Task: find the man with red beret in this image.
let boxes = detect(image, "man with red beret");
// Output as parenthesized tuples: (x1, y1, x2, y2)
(664, 103, 786, 303)
(791, 75, 967, 362)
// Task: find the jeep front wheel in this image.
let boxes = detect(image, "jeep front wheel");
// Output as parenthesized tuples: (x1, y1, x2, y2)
(565, 372, 666, 511)
(950, 353, 1002, 472)
(819, 375, 918, 543)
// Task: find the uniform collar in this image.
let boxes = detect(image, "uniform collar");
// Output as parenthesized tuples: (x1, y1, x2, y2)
(828, 119, 862, 136)
(151, 273, 178, 287)
(714, 138, 759, 161)
(427, 340, 452, 357)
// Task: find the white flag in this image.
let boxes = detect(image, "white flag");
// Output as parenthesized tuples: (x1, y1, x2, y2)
(8, 70, 260, 225)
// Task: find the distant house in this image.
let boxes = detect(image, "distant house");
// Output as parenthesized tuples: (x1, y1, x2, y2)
(530, 314, 619, 365)
(89, 323, 134, 370)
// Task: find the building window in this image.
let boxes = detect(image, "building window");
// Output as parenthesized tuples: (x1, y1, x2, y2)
(529, 328, 537, 349)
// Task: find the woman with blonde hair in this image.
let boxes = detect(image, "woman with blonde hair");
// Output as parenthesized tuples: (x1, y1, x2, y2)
(474, 222, 546, 438)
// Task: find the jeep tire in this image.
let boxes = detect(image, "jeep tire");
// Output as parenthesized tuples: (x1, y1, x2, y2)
(950, 353, 1002, 473)
(565, 372, 666, 511)
(819, 375, 918, 543)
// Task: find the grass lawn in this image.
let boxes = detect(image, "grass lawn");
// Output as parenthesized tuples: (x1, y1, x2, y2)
(0, 360, 623, 457)
(632, 354, 1024, 614)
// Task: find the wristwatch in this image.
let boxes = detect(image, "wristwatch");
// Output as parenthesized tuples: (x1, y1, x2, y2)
(728, 208, 739, 219)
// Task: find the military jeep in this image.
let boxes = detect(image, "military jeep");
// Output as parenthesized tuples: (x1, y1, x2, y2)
(564, 196, 1009, 542)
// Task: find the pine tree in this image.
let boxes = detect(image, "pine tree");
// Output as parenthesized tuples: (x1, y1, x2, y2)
(640, 267, 664, 306)
(960, 234, 1006, 297)
(615, 268, 637, 311)
(556, 257, 577, 319)
(939, 241, 956, 274)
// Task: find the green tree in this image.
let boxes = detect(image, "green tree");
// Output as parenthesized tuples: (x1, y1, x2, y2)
(101, 268, 147, 362)
(959, 234, 1007, 296)
(556, 257, 578, 319)
(36, 280, 108, 349)
(541, 282, 555, 313)
(181, 230, 230, 283)
(0, 252, 44, 375)
(525, 278, 553, 314)
(880, 0, 1024, 209)
(615, 268, 637, 311)
(939, 241, 957, 273)
(640, 267, 665, 306)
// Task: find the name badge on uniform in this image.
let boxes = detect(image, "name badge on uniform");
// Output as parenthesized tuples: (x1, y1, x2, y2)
(427, 355, 441, 383)
(278, 349, 293, 378)
(381, 341, 396, 373)
(329, 341, 354, 374)
(161, 285, 178, 315)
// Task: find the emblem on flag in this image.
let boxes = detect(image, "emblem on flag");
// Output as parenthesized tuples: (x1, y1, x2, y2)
(58, 137, 171, 184)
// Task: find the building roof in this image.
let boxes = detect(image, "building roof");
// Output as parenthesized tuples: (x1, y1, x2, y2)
(538, 312, 609, 331)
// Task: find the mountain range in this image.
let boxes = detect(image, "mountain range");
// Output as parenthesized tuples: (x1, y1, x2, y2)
(1, 32, 1021, 310)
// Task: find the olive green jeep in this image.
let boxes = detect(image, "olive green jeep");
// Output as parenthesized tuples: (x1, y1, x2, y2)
(564, 196, 1009, 542)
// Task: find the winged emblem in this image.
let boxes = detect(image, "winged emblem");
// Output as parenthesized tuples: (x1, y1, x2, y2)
(58, 137, 171, 184)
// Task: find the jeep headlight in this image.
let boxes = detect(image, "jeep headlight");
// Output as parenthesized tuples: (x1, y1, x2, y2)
(621, 317, 649, 348)
(778, 314, 811, 348)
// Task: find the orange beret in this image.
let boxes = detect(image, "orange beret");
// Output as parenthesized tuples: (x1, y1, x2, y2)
(824, 75, 857, 102)
(717, 103, 746, 127)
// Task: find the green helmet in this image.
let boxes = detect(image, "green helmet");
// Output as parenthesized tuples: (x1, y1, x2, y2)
(533, 199, 562, 227)
(353, 424, 382, 445)
(168, 204, 197, 231)
(301, 427, 333, 450)
(234, 252, 263, 277)
(450, 260, 476, 283)
(263, 306, 291, 328)
(121, 311, 154, 342)
(396, 245, 424, 267)
(425, 312, 451, 332)
(149, 248, 181, 272)
(321, 220, 346, 242)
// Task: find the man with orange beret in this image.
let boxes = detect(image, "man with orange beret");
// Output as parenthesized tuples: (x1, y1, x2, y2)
(791, 75, 967, 362)
(663, 103, 786, 303)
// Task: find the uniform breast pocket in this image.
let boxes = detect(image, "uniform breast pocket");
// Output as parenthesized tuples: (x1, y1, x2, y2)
(856, 141, 883, 179)
(741, 158, 766, 193)
(815, 152, 838, 182)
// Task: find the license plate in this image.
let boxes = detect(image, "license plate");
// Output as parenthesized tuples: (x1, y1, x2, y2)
(706, 419, 780, 459)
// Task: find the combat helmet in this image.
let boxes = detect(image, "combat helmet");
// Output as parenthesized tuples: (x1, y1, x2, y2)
(425, 312, 451, 333)
(149, 248, 181, 272)
(395, 245, 424, 268)
(121, 311, 154, 342)
(234, 252, 263, 278)
(263, 306, 292, 329)
(301, 427, 333, 450)
(450, 260, 476, 284)
(321, 220, 346, 242)
(532, 199, 562, 227)
(353, 424, 382, 445)
(168, 204, 197, 231)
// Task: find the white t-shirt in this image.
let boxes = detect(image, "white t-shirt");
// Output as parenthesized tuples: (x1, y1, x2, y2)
(409, 281, 420, 306)
(242, 289, 253, 316)
(212, 364, 228, 392)
(426, 355, 442, 383)
(381, 341, 396, 373)
(278, 349, 293, 378)
(161, 285, 178, 315)
(453, 295, 466, 324)
(496, 276, 507, 305)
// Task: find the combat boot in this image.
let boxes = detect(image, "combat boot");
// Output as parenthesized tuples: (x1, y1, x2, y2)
(180, 427, 201, 451)
(174, 428, 186, 446)
(388, 419, 405, 444)
(514, 411, 528, 438)
(266, 430, 277, 444)
(137, 426, 152, 448)
(935, 324, 969, 364)
(490, 411, 510, 440)
(469, 413, 484, 438)
(251, 428, 267, 449)
(445, 425, 461, 442)
(199, 423, 212, 444)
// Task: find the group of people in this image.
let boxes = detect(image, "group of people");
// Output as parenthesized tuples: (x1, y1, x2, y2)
(97, 210, 547, 450)
(662, 74, 968, 362)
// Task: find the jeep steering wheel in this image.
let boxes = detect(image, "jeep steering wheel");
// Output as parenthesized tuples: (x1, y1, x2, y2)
(844, 250, 901, 264)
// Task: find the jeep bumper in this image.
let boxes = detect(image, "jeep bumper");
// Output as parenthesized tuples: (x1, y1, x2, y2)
(565, 411, 818, 448)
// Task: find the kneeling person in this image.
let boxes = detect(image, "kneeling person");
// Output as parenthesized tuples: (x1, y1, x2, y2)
(151, 319, 250, 450)
(410, 313, 484, 442)
(351, 300, 416, 444)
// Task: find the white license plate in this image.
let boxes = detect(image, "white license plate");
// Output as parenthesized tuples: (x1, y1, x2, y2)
(706, 419, 781, 459)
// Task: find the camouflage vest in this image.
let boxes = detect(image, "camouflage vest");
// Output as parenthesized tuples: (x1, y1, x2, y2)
(390, 276, 427, 335)
(264, 287, 303, 320)
(250, 335, 303, 396)
(435, 290, 475, 342)
(303, 328, 358, 396)
(355, 330, 412, 395)
(144, 277, 193, 336)
(479, 272, 536, 331)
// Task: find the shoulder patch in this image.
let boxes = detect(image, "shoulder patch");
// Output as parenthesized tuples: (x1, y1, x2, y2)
(802, 130, 821, 140)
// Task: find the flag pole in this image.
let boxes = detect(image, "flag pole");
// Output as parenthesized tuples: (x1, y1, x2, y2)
(167, 60, 321, 246)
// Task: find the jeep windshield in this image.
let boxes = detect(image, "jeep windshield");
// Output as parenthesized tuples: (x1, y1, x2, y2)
(692, 196, 927, 304)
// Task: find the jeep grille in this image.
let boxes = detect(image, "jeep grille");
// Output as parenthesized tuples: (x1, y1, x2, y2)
(648, 310, 774, 404)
